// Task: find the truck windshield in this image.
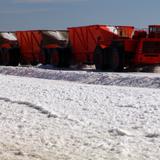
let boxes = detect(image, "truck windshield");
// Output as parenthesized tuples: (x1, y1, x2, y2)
(149, 27, 160, 33)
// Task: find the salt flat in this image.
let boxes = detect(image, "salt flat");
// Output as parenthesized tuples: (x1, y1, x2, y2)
(0, 67, 160, 160)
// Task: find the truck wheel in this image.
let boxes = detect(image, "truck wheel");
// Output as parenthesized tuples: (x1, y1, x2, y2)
(56, 47, 71, 68)
(62, 47, 71, 68)
(94, 46, 104, 70)
(9, 48, 20, 66)
(107, 47, 123, 72)
(20, 59, 28, 65)
(52, 50, 60, 67)
(2, 49, 10, 66)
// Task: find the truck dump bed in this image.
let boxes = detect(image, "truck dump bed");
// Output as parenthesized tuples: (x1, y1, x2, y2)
(16, 30, 69, 65)
(16, 31, 44, 64)
(68, 25, 118, 64)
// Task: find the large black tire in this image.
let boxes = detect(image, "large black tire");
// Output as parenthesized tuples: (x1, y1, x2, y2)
(107, 46, 124, 72)
(20, 59, 28, 65)
(9, 47, 20, 66)
(43, 48, 51, 65)
(43, 47, 71, 68)
(0, 49, 2, 65)
(1, 48, 10, 66)
(51, 49, 61, 67)
(94, 46, 105, 70)
(57, 47, 71, 68)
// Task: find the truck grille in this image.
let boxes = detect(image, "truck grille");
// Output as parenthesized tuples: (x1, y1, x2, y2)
(143, 41, 160, 56)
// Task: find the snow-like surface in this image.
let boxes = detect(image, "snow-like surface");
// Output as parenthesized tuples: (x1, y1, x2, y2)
(1, 33, 17, 41)
(107, 26, 118, 35)
(0, 66, 160, 88)
(44, 31, 68, 41)
(0, 66, 160, 159)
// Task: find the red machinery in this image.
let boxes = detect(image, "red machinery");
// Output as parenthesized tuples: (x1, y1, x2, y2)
(41, 30, 70, 67)
(68, 25, 136, 70)
(68, 24, 160, 71)
(68, 25, 118, 65)
(115, 26, 134, 38)
(1, 24, 160, 72)
(98, 25, 160, 71)
(16, 30, 69, 66)
(16, 30, 44, 65)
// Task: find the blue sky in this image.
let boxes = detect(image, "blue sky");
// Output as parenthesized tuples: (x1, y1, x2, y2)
(0, 0, 160, 31)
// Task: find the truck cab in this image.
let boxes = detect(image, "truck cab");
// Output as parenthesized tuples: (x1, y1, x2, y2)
(149, 25, 160, 38)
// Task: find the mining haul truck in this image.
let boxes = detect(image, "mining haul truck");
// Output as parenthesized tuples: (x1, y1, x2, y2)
(69, 24, 160, 71)
(1, 24, 160, 71)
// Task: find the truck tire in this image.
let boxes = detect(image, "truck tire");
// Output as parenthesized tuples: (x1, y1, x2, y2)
(44, 48, 52, 65)
(107, 46, 124, 72)
(63, 47, 71, 68)
(9, 48, 20, 66)
(51, 49, 60, 67)
(57, 47, 71, 68)
(94, 46, 105, 70)
(2, 49, 10, 66)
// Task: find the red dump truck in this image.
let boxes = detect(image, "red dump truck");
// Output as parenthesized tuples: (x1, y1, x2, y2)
(1, 24, 160, 72)
(16, 30, 69, 66)
(68, 24, 160, 71)
(68, 25, 118, 65)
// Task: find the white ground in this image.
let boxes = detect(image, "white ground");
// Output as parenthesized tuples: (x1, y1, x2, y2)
(0, 66, 160, 160)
